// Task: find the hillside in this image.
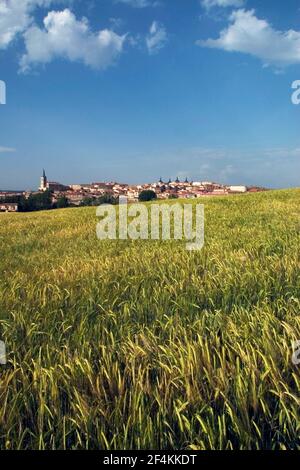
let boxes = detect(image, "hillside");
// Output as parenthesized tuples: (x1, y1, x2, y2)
(0, 189, 299, 449)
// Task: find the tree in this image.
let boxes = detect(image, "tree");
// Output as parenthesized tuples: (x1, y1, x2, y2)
(97, 193, 117, 205)
(80, 197, 95, 207)
(80, 193, 117, 207)
(138, 190, 157, 202)
(24, 190, 53, 212)
(56, 196, 69, 208)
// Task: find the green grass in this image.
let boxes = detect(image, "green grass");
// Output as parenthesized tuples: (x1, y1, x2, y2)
(0, 189, 299, 450)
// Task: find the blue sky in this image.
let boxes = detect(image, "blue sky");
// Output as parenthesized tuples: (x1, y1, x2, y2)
(0, 0, 300, 189)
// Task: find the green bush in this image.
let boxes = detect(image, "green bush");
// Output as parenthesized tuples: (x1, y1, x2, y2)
(138, 190, 157, 202)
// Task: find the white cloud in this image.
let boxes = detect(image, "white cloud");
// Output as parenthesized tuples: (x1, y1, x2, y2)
(262, 147, 300, 159)
(0, 0, 55, 49)
(115, 0, 159, 7)
(0, 146, 16, 153)
(198, 9, 300, 67)
(146, 21, 167, 55)
(201, 0, 245, 9)
(20, 9, 126, 72)
(109, 17, 124, 30)
(163, 146, 300, 187)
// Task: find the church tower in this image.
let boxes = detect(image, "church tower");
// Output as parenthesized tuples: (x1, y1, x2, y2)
(39, 169, 48, 192)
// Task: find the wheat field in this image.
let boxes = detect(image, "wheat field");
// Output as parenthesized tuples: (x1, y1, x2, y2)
(0, 189, 299, 450)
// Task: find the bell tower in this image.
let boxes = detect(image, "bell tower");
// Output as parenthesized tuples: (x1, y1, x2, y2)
(39, 169, 48, 192)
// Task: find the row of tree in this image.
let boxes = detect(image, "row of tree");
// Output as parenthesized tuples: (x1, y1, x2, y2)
(138, 190, 178, 201)
(79, 193, 118, 207)
(2, 191, 69, 212)
(1, 190, 178, 212)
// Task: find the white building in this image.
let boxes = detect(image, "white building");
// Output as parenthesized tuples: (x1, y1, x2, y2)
(228, 186, 247, 193)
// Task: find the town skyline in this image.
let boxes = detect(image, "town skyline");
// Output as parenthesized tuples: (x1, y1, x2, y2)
(0, 167, 268, 193)
(0, 167, 266, 213)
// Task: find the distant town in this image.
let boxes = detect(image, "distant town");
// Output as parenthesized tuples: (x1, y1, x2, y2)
(0, 170, 267, 212)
